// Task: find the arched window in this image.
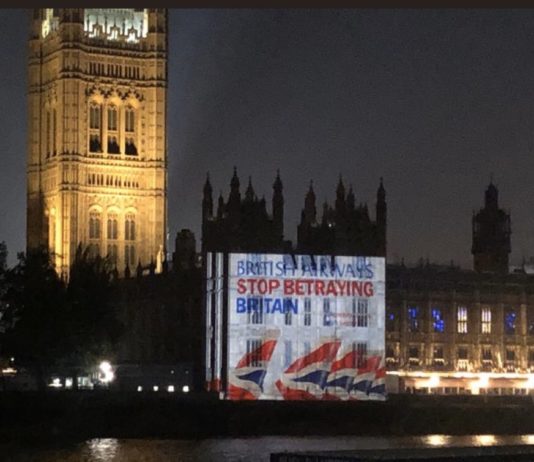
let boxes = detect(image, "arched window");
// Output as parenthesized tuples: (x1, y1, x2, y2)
(125, 107, 135, 132)
(89, 105, 101, 129)
(107, 105, 118, 131)
(88, 103, 102, 153)
(125, 213, 135, 241)
(89, 211, 101, 239)
(107, 213, 118, 240)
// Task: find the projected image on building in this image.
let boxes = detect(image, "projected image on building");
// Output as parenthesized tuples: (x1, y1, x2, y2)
(205, 252, 386, 401)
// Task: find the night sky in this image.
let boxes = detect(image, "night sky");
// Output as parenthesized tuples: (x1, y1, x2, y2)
(3, 9, 534, 268)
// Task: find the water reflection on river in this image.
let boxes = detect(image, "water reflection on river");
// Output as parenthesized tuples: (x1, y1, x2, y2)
(5, 434, 534, 461)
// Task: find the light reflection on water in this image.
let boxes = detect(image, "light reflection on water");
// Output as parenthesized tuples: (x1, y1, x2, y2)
(5, 434, 534, 462)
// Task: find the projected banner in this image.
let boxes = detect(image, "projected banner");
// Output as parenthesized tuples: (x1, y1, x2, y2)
(226, 253, 386, 401)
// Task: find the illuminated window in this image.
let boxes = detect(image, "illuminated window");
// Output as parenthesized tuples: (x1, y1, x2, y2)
(457, 306, 468, 334)
(481, 347, 492, 362)
(408, 306, 420, 333)
(432, 307, 444, 333)
(481, 306, 492, 334)
(457, 347, 468, 360)
(504, 308, 517, 335)
(89, 211, 101, 239)
(303, 298, 311, 326)
(246, 339, 261, 367)
(357, 299, 368, 327)
(107, 214, 118, 240)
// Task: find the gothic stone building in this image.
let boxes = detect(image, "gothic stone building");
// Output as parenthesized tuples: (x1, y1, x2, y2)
(386, 183, 534, 395)
(201, 169, 387, 257)
(27, 9, 167, 276)
(297, 177, 386, 257)
(201, 169, 287, 254)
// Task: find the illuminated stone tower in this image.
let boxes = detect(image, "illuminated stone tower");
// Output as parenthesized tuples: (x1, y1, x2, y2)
(27, 9, 167, 276)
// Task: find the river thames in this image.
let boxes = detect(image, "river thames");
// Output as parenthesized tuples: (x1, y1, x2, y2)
(5, 434, 534, 461)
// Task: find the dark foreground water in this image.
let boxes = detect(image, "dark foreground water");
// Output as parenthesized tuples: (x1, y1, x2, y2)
(5, 435, 534, 462)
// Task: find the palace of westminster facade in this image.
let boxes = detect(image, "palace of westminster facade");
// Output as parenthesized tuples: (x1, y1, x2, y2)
(25, 9, 534, 394)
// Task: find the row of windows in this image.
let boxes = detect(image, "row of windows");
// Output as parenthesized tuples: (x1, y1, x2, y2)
(398, 345, 530, 372)
(247, 298, 370, 327)
(89, 135, 137, 155)
(89, 212, 135, 241)
(88, 62, 142, 80)
(90, 105, 135, 131)
(88, 243, 136, 267)
(245, 339, 368, 369)
(390, 306, 523, 335)
(87, 173, 140, 188)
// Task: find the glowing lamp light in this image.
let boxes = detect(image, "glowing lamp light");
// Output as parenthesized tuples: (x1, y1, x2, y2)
(167, 385, 175, 393)
(49, 378, 62, 388)
(99, 361, 115, 383)
(427, 374, 440, 388)
(521, 435, 534, 445)
(475, 435, 497, 446)
(478, 373, 490, 388)
(425, 435, 449, 447)
(182, 385, 190, 393)
(137, 386, 143, 392)
(153, 385, 159, 392)
(526, 374, 534, 389)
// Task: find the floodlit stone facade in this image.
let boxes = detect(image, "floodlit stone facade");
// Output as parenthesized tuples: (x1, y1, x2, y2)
(27, 8, 167, 277)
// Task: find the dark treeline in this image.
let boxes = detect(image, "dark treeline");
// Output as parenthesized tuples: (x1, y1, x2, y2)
(0, 242, 123, 389)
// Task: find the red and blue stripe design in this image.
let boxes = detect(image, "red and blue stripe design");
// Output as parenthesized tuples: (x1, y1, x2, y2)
(275, 340, 341, 400)
(228, 333, 279, 400)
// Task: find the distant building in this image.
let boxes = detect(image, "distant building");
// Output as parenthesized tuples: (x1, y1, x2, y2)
(386, 262, 534, 395)
(385, 182, 534, 395)
(297, 177, 386, 257)
(201, 169, 287, 254)
(472, 181, 511, 274)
